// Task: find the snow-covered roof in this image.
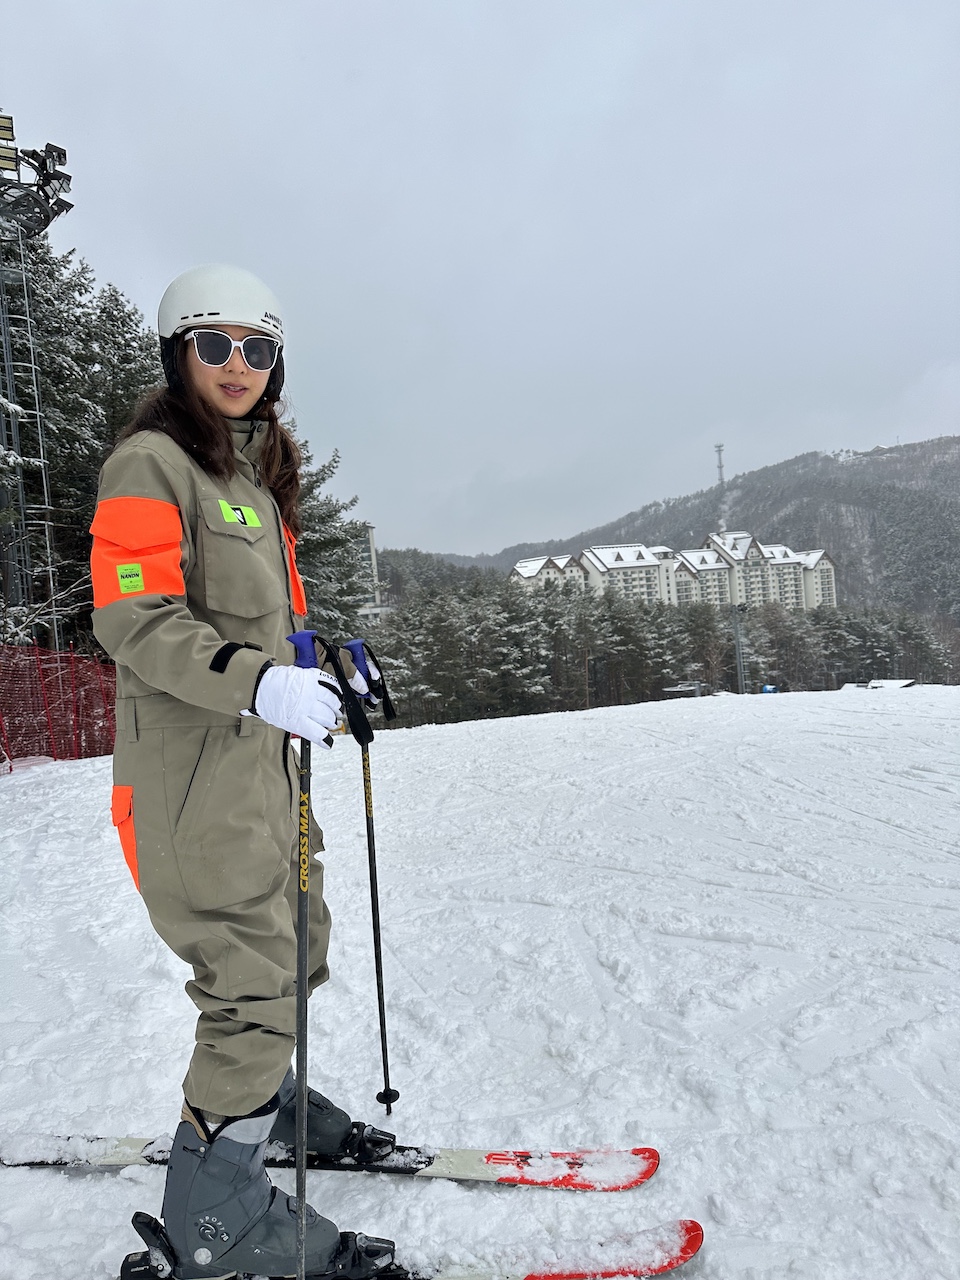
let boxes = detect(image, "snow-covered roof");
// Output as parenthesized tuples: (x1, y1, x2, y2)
(761, 544, 806, 565)
(674, 548, 728, 572)
(796, 550, 829, 569)
(514, 537, 832, 581)
(707, 531, 756, 558)
(707, 532, 826, 568)
(512, 557, 551, 578)
(511, 555, 582, 578)
(581, 544, 659, 572)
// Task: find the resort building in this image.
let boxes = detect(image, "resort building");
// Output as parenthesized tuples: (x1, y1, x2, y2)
(511, 531, 836, 612)
(511, 555, 587, 591)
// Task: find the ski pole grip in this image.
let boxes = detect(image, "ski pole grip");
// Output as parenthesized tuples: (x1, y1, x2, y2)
(344, 638, 397, 721)
(288, 630, 319, 669)
(343, 638, 371, 687)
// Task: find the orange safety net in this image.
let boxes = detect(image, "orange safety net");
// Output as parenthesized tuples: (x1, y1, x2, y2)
(0, 644, 116, 768)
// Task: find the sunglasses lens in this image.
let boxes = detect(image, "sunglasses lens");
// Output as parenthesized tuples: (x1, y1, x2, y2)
(241, 336, 280, 372)
(193, 330, 233, 366)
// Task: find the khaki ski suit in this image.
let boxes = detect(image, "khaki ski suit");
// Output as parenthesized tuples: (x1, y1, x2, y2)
(91, 421, 335, 1117)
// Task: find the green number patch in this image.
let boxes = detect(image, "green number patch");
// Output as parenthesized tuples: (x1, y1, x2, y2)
(219, 499, 262, 528)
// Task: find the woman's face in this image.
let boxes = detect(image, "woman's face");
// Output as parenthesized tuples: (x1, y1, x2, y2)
(183, 324, 273, 419)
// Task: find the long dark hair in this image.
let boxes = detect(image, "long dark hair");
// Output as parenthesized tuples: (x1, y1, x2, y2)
(116, 338, 303, 537)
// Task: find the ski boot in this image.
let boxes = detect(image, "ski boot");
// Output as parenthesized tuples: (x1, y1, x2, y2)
(119, 1098, 397, 1279)
(269, 1069, 396, 1163)
(120, 1212, 401, 1280)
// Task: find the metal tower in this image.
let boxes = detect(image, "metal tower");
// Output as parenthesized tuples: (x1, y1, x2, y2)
(0, 111, 72, 646)
(715, 442, 728, 535)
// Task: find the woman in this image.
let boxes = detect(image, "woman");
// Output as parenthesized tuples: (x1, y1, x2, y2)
(91, 265, 393, 1278)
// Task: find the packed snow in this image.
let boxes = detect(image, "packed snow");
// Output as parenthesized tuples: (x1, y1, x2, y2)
(2, 688, 960, 1278)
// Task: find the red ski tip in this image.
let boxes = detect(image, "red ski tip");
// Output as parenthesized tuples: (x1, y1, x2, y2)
(485, 1147, 660, 1192)
(518, 1219, 704, 1279)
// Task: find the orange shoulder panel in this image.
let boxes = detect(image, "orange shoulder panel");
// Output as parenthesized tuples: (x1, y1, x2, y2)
(283, 523, 308, 617)
(90, 496, 185, 608)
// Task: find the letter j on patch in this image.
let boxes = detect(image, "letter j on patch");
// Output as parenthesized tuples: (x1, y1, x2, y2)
(219, 499, 262, 527)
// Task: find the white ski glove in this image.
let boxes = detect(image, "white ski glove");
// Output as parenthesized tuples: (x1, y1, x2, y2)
(249, 664, 344, 749)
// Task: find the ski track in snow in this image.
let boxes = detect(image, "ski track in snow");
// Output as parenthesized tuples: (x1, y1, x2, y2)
(1, 689, 960, 1278)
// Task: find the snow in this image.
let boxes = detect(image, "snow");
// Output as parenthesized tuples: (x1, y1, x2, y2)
(581, 546, 660, 571)
(2, 689, 960, 1278)
(512, 558, 551, 578)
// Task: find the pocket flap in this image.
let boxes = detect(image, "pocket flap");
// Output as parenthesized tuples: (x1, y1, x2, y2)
(91, 497, 182, 551)
(111, 784, 133, 826)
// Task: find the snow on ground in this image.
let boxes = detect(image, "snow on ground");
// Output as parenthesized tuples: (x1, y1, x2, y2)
(2, 689, 960, 1279)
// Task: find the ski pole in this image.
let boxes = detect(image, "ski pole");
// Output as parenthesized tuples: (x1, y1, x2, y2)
(303, 636, 399, 1115)
(286, 629, 321, 1280)
(359, 735, 399, 1114)
(340, 639, 400, 1115)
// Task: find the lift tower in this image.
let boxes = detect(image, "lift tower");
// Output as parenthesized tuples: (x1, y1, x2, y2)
(0, 110, 72, 646)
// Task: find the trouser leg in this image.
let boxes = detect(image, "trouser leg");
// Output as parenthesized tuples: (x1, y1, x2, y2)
(181, 841, 331, 1112)
(113, 719, 332, 1116)
(284, 806, 334, 997)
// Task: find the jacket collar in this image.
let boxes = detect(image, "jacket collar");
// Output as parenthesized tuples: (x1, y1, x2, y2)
(226, 418, 268, 478)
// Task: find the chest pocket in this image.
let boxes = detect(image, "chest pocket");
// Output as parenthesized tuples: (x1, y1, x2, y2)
(198, 497, 284, 618)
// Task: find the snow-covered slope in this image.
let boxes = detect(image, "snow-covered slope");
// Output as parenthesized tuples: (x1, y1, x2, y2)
(2, 689, 959, 1278)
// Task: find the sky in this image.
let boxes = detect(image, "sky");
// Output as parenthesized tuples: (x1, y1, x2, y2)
(3, 1, 959, 555)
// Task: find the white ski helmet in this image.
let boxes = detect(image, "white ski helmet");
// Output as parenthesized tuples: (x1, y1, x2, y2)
(158, 264, 284, 341)
(157, 264, 285, 405)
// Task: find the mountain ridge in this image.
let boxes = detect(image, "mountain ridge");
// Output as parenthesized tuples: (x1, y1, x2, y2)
(416, 436, 960, 617)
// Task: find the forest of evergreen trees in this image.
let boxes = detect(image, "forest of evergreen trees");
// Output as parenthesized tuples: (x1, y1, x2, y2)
(2, 233, 958, 730)
(367, 565, 955, 728)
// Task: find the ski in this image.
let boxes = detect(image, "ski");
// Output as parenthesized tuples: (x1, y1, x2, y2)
(1, 1134, 660, 1193)
(119, 1217, 704, 1279)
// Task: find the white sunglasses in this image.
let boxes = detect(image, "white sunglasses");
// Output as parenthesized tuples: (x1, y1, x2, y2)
(184, 328, 282, 372)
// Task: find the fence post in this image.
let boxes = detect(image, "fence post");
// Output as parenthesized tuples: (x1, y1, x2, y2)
(33, 641, 58, 761)
(69, 642, 80, 760)
(0, 709, 12, 774)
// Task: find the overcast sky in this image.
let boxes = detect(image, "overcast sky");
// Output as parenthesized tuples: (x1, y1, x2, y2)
(4, 1, 958, 554)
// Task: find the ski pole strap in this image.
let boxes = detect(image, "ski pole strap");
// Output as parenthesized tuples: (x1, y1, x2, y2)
(309, 634, 374, 746)
(343, 639, 397, 723)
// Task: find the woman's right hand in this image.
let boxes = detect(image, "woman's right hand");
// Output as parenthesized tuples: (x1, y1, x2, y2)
(250, 664, 344, 748)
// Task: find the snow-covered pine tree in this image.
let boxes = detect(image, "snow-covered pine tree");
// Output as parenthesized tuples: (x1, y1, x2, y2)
(0, 235, 162, 646)
(292, 442, 371, 638)
(54, 274, 162, 645)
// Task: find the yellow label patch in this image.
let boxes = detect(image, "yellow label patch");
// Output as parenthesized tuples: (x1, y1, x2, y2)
(117, 563, 144, 594)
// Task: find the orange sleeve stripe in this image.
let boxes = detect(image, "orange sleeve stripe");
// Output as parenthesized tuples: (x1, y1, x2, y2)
(90, 496, 185, 608)
(111, 785, 139, 891)
(283, 523, 308, 617)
